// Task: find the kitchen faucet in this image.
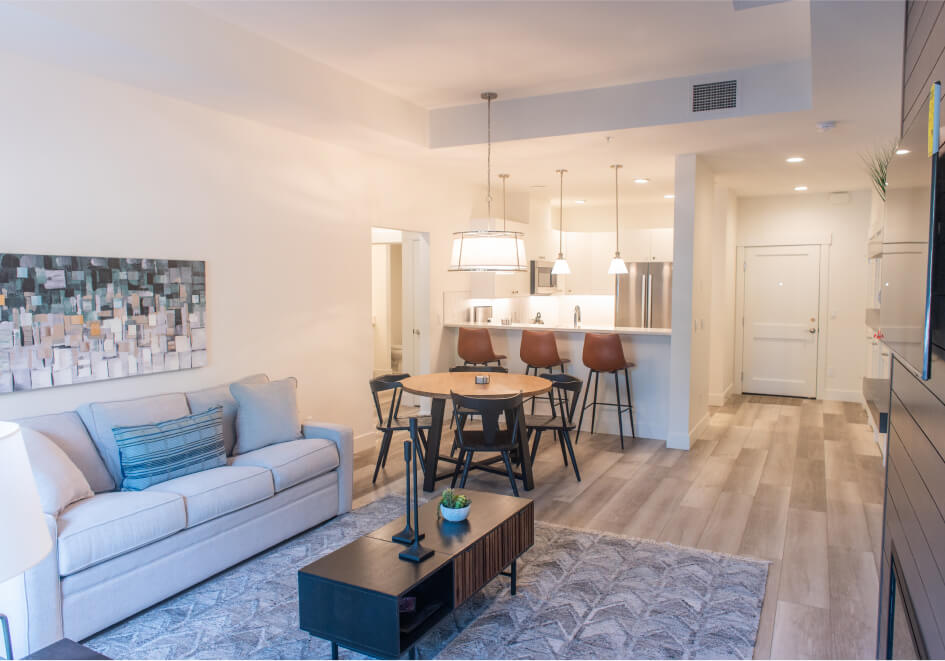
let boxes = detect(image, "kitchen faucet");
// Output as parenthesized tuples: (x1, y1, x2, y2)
(574, 305, 581, 328)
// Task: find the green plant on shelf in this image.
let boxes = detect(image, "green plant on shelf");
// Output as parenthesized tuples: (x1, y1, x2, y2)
(440, 489, 471, 509)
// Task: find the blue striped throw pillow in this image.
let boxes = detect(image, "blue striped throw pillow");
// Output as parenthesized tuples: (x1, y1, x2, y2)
(112, 406, 226, 491)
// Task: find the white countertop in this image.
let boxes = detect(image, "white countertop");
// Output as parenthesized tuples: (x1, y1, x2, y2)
(444, 321, 672, 336)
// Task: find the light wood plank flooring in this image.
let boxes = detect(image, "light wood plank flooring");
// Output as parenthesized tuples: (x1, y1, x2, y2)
(352, 395, 884, 660)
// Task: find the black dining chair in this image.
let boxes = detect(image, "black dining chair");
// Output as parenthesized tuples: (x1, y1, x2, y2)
(524, 373, 582, 481)
(369, 374, 431, 484)
(446, 365, 509, 436)
(449, 391, 524, 497)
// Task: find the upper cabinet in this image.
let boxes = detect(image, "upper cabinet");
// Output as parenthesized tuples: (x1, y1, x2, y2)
(649, 228, 674, 262)
(623, 228, 674, 263)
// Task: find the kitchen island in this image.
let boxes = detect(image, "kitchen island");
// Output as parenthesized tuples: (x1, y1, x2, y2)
(443, 321, 671, 441)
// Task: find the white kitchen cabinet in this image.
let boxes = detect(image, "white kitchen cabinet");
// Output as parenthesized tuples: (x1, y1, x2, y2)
(561, 231, 592, 294)
(650, 228, 674, 262)
(622, 229, 652, 263)
(591, 231, 617, 294)
(494, 270, 529, 297)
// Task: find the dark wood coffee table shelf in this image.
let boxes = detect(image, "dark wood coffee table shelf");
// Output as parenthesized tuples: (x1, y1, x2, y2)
(298, 490, 533, 659)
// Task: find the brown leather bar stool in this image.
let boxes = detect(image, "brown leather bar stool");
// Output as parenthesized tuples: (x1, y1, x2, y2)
(520, 329, 569, 413)
(576, 333, 635, 449)
(457, 327, 506, 366)
(519, 329, 569, 376)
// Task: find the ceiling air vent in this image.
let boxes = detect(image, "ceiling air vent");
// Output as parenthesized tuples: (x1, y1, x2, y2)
(692, 80, 737, 112)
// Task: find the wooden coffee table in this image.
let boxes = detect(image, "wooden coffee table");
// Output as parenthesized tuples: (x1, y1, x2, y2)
(298, 490, 534, 659)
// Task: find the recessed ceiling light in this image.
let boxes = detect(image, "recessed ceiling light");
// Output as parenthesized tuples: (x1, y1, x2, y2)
(633, 178, 649, 184)
(794, 185, 808, 192)
(895, 148, 910, 155)
(575, 200, 586, 204)
(786, 156, 805, 163)
(664, 194, 675, 199)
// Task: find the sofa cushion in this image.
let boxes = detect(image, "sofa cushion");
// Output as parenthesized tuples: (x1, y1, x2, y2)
(229, 437, 340, 492)
(58, 491, 186, 576)
(78, 393, 191, 488)
(15, 411, 115, 493)
(230, 378, 301, 455)
(145, 465, 273, 527)
(22, 428, 94, 515)
(112, 406, 227, 491)
(185, 374, 269, 456)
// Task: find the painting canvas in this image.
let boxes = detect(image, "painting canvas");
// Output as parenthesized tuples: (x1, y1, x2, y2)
(0, 253, 206, 393)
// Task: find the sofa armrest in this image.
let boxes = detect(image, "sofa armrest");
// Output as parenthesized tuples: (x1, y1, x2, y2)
(0, 514, 62, 657)
(302, 421, 353, 515)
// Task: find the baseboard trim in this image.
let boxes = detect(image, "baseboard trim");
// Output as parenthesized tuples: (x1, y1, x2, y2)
(821, 388, 862, 403)
(690, 411, 710, 442)
(708, 383, 734, 407)
(353, 431, 377, 453)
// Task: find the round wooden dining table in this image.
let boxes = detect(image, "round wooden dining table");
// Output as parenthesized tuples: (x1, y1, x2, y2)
(400, 371, 552, 492)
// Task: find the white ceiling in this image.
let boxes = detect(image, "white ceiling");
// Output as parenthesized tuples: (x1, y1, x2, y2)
(198, 0, 812, 109)
(199, 0, 902, 200)
(2, 0, 904, 202)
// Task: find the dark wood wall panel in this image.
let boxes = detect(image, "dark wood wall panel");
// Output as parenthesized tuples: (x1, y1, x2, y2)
(883, 481, 945, 659)
(888, 427, 945, 602)
(903, 1, 945, 135)
(883, 8, 945, 657)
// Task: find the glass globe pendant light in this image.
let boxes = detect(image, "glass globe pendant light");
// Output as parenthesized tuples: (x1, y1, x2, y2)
(551, 168, 571, 275)
(449, 92, 527, 272)
(607, 164, 629, 275)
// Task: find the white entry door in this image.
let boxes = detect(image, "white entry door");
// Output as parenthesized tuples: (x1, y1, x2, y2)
(400, 231, 431, 410)
(742, 245, 821, 397)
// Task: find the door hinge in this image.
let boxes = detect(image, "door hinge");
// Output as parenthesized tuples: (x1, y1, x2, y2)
(743, 261, 746, 272)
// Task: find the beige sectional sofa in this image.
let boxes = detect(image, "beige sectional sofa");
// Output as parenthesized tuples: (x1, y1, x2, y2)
(0, 374, 353, 657)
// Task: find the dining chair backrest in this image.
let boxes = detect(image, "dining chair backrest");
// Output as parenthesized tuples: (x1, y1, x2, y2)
(539, 373, 584, 427)
(448, 365, 509, 373)
(369, 373, 410, 430)
(450, 391, 523, 451)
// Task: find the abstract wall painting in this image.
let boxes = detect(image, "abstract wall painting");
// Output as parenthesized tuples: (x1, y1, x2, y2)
(0, 253, 207, 393)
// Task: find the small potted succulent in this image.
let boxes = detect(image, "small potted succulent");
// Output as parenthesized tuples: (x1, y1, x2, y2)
(439, 489, 471, 522)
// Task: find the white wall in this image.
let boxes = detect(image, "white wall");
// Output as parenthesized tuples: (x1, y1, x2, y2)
(736, 191, 870, 400)
(0, 52, 478, 438)
(667, 154, 714, 449)
(708, 187, 737, 405)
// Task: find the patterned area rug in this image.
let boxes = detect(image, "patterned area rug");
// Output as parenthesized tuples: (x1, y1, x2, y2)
(86, 496, 768, 660)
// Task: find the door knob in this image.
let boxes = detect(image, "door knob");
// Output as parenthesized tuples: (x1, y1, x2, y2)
(808, 328, 817, 334)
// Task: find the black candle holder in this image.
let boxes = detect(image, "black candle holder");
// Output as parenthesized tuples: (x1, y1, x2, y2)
(399, 419, 433, 563)
(392, 439, 424, 544)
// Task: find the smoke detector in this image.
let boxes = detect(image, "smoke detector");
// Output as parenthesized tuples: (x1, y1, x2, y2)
(816, 121, 836, 133)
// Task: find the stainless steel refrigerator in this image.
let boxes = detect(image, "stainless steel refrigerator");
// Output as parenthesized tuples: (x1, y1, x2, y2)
(615, 261, 673, 329)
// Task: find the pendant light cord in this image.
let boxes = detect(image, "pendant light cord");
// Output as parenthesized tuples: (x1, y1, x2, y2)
(556, 168, 567, 255)
(483, 93, 495, 220)
(611, 164, 622, 256)
(499, 173, 509, 231)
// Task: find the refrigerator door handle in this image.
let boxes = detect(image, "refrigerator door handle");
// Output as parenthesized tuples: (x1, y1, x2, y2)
(640, 273, 646, 328)
(646, 274, 653, 328)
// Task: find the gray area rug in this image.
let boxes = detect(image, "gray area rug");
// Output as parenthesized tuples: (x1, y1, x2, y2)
(86, 496, 768, 660)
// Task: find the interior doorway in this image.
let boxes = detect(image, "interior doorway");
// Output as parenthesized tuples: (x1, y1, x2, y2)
(740, 244, 821, 398)
(370, 228, 430, 405)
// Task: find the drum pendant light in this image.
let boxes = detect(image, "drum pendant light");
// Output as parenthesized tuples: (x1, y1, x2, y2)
(449, 92, 527, 272)
(607, 164, 629, 275)
(551, 168, 571, 275)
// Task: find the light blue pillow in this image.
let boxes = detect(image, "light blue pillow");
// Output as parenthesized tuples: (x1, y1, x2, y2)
(112, 406, 226, 491)
(230, 377, 301, 455)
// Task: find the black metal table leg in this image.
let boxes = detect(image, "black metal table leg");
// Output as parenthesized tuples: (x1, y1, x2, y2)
(422, 398, 446, 491)
(507, 405, 535, 490)
(511, 558, 517, 595)
(331, 641, 338, 659)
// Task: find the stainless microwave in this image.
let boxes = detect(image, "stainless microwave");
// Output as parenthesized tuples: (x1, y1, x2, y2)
(530, 260, 559, 295)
